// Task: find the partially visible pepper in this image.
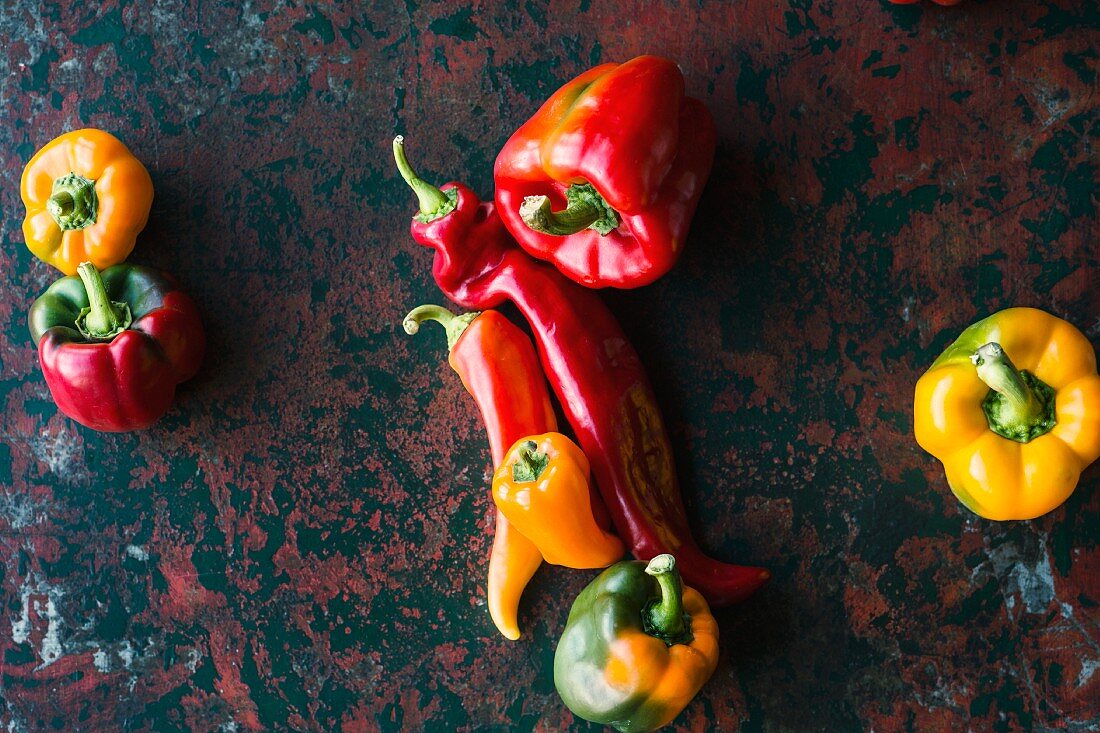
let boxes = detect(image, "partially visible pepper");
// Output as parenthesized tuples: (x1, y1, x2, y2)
(21, 129, 154, 275)
(493, 432, 624, 569)
(395, 136, 769, 607)
(29, 262, 204, 431)
(403, 304, 557, 640)
(914, 307, 1100, 520)
(554, 554, 718, 732)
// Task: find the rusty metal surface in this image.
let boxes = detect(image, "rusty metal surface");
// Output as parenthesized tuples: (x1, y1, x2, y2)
(0, 1, 1096, 731)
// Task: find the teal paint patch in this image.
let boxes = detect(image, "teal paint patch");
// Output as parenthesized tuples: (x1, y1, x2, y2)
(892, 110, 927, 151)
(71, 6, 125, 46)
(736, 56, 775, 123)
(871, 64, 901, 79)
(1022, 211, 1071, 243)
(861, 50, 884, 69)
(20, 47, 56, 92)
(428, 8, 480, 41)
(1062, 49, 1096, 85)
(814, 112, 879, 208)
(294, 6, 336, 44)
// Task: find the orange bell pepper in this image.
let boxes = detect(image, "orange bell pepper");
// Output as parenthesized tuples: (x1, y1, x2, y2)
(20, 129, 153, 275)
(493, 432, 624, 569)
(914, 307, 1100, 520)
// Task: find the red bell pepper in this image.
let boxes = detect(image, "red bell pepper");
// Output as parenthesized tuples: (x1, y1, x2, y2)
(394, 137, 769, 607)
(494, 55, 716, 289)
(28, 262, 204, 432)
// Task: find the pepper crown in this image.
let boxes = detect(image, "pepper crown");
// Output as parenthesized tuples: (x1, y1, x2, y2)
(971, 342, 1056, 443)
(393, 136, 457, 223)
(403, 304, 479, 351)
(642, 554, 693, 646)
(75, 262, 132, 341)
(512, 440, 550, 482)
(47, 172, 99, 231)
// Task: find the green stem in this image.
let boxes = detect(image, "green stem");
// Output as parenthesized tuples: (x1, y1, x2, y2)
(393, 136, 456, 222)
(46, 172, 99, 231)
(518, 183, 620, 237)
(519, 195, 600, 235)
(643, 554, 691, 645)
(402, 304, 479, 351)
(971, 342, 1056, 443)
(511, 440, 549, 482)
(75, 262, 131, 341)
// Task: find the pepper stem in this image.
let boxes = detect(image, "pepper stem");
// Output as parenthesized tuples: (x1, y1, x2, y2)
(74, 262, 132, 341)
(643, 554, 692, 645)
(518, 183, 619, 237)
(403, 304, 479, 351)
(393, 136, 457, 223)
(511, 440, 550, 482)
(971, 342, 1056, 443)
(46, 172, 99, 231)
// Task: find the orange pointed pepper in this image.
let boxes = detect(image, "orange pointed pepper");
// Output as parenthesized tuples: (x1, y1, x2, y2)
(493, 432, 623, 569)
(21, 129, 153, 275)
(914, 307, 1100, 520)
(404, 305, 555, 640)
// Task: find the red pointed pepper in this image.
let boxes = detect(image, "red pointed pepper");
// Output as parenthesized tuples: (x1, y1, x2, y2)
(28, 262, 204, 432)
(494, 55, 716, 289)
(394, 137, 768, 607)
(403, 304, 556, 641)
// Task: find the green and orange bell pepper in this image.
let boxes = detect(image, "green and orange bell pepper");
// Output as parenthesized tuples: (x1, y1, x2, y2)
(493, 56, 716, 289)
(554, 554, 718, 732)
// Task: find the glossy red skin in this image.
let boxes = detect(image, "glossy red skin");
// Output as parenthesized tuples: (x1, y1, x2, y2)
(494, 56, 717, 289)
(451, 311, 557, 465)
(410, 183, 769, 607)
(39, 291, 204, 432)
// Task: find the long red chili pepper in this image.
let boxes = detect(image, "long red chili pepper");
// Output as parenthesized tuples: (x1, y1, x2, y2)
(403, 304, 556, 640)
(394, 137, 769, 607)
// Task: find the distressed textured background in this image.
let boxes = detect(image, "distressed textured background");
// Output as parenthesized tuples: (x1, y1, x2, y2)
(0, 1, 1096, 731)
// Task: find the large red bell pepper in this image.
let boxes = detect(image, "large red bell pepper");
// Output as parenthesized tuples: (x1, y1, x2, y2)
(394, 137, 768, 607)
(28, 262, 204, 432)
(493, 55, 716, 289)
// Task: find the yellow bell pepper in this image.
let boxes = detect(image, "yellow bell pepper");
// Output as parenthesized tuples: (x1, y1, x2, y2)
(20, 129, 153, 275)
(914, 307, 1100, 520)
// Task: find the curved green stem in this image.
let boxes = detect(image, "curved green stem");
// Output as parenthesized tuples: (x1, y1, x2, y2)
(402, 304, 479, 351)
(47, 172, 98, 231)
(971, 342, 1056, 443)
(75, 262, 131, 341)
(511, 440, 549, 482)
(643, 554, 691, 645)
(518, 183, 619, 237)
(393, 136, 457, 223)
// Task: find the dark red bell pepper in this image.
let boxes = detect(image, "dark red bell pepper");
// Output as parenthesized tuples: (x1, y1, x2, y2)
(494, 55, 716, 289)
(28, 262, 205, 432)
(394, 137, 768, 607)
